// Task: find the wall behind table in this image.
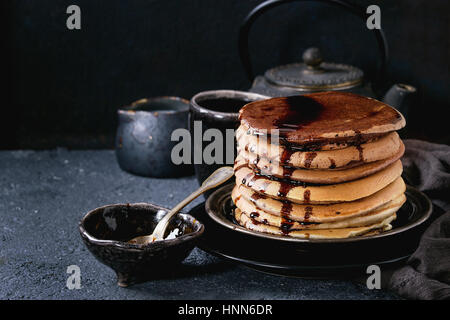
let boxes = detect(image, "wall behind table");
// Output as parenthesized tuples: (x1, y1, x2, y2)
(3, 0, 449, 149)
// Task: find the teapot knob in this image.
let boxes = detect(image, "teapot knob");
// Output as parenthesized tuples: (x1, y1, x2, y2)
(303, 47, 323, 68)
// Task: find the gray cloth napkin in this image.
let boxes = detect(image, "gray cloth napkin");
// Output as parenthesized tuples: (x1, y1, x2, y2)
(388, 139, 450, 300)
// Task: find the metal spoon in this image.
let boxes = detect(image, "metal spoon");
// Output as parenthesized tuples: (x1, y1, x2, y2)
(128, 166, 234, 245)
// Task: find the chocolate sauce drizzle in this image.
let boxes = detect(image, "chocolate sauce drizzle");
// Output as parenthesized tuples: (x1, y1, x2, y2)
(250, 192, 267, 202)
(272, 96, 324, 134)
(252, 154, 261, 166)
(354, 129, 365, 162)
(277, 181, 294, 198)
(282, 166, 295, 179)
(304, 152, 317, 168)
(304, 206, 313, 221)
(234, 163, 249, 172)
(280, 148, 294, 165)
(356, 145, 364, 162)
(303, 190, 313, 224)
(247, 174, 265, 188)
(250, 212, 259, 218)
(329, 158, 336, 169)
(250, 212, 260, 224)
(280, 201, 294, 235)
(303, 190, 311, 203)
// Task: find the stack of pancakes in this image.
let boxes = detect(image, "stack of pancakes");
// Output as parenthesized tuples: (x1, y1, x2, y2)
(232, 92, 406, 239)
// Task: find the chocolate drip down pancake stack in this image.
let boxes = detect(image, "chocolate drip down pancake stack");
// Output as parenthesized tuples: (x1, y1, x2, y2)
(232, 92, 406, 239)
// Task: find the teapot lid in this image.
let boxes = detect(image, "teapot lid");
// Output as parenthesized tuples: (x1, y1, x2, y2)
(264, 47, 364, 91)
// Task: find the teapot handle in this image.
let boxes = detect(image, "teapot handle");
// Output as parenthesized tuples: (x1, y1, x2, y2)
(239, 0, 388, 82)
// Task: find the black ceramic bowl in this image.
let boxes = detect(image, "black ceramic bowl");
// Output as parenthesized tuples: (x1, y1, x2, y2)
(79, 202, 204, 287)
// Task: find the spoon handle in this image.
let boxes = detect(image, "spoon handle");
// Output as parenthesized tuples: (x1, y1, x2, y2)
(128, 166, 234, 244)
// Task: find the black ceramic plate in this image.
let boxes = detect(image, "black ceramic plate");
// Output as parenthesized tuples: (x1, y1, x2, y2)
(192, 183, 432, 278)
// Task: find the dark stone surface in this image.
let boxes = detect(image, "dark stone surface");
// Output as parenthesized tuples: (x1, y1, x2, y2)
(0, 150, 399, 299)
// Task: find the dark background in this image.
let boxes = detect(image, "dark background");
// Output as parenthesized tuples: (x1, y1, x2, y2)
(3, 0, 449, 149)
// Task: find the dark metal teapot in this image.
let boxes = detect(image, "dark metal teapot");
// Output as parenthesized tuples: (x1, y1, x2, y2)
(239, 0, 416, 118)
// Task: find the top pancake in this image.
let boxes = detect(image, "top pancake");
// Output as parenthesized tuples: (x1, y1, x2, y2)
(239, 92, 406, 146)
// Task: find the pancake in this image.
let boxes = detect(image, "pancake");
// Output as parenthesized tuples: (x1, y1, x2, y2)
(234, 207, 395, 239)
(239, 92, 405, 147)
(236, 122, 383, 151)
(236, 124, 403, 169)
(234, 159, 403, 204)
(232, 178, 406, 223)
(233, 186, 405, 230)
(240, 141, 404, 184)
(232, 92, 407, 239)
